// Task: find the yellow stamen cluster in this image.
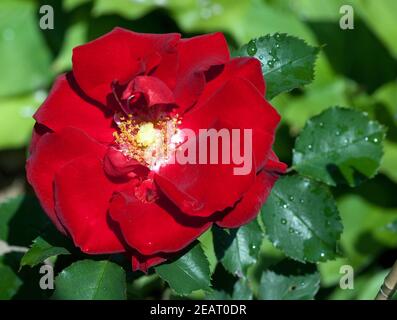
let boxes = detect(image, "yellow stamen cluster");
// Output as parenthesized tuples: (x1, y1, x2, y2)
(113, 114, 181, 170)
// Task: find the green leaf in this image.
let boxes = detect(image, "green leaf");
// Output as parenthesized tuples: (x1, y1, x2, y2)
(52, 21, 88, 73)
(213, 220, 263, 277)
(64, 0, 91, 11)
(0, 263, 22, 300)
(0, 195, 49, 246)
(0, 0, 52, 97)
(355, 0, 397, 59)
(155, 243, 211, 295)
(293, 107, 386, 187)
(238, 33, 319, 100)
(232, 278, 253, 300)
(52, 260, 127, 300)
(0, 92, 44, 149)
(380, 141, 397, 183)
(261, 175, 342, 263)
(258, 268, 320, 300)
(169, 0, 316, 46)
(20, 236, 70, 269)
(93, 0, 158, 18)
(206, 290, 231, 300)
(274, 77, 357, 131)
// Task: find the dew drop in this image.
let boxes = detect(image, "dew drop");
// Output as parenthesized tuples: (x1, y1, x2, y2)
(364, 136, 369, 142)
(267, 60, 274, 68)
(308, 144, 313, 150)
(320, 252, 325, 258)
(289, 196, 294, 201)
(247, 40, 257, 56)
(373, 137, 379, 143)
(289, 227, 295, 234)
(300, 199, 305, 204)
(252, 245, 256, 249)
(335, 131, 341, 136)
(281, 218, 287, 225)
(259, 54, 264, 60)
(319, 122, 324, 128)
(275, 43, 280, 48)
(282, 204, 288, 209)
(274, 32, 281, 40)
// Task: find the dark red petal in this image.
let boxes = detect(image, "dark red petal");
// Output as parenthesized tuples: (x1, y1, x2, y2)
(72, 28, 180, 104)
(265, 150, 288, 174)
(124, 76, 175, 106)
(181, 77, 280, 170)
(54, 154, 130, 254)
(131, 253, 168, 273)
(216, 170, 279, 228)
(199, 57, 266, 107)
(109, 192, 211, 255)
(155, 142, 256, 218)
(34, 74, 114, 144)
(174, 32, 230, 112)
(26, 128, 106, 233)
(103, 146, 148, 179)
(29, 123, 52, 155)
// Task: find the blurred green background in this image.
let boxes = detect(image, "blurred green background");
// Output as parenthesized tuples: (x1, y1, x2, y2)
(0, 0, 397, 300)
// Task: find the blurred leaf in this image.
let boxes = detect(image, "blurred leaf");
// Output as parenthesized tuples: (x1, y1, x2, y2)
(373, 81, 397, 126)
(238, 34, 319, 100)
(213, 220, 262, 277)
(93, 0, 158, 19)
(329, 269, 391, 300)
(380, 141, 397, 183)
(232, 278, 253, 300)
(0, 195, 49, 246)
(53, 21, 88, 73)
(258, 268, 320, 300)
(155, 243, 211, 295)
(53, 260, 127, 300)
(0, 0, 52, 97)
(20, 236, 70, 269)
(385, 220, 397, 233)
(0, 263, 22, 300)
(308, 19, 397, 93)
(356, 0, 397, 59)
(293, 107, 386, 187)
(286, 0, 345, 21)
(261, 175, 342, 263)
(275, 77, 356, 131)
(319, 195, 397, 286)
(64, 0, 91, 11)
(169, 0, 315, 45)
(0, 92, 45, 149)
(206, 290, 231, 300)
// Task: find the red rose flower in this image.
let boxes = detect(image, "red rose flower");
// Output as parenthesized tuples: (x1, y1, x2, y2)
(26, 28, 286, 271)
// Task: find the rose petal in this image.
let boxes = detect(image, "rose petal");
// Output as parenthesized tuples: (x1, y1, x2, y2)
(54, 154, 131, 254)
(72, 28, 180, 105)
(199, 57, 266, 107)
(26, 127, 106, 233)
(180, 77, 280, 170)
(216, 170, 279, 228)
(109, 191, 211, 255)
(131, 252, 168, 273)
(124, 76, 175, 107)
(34, 73, 114, 144)
(174, 32, 230, 112)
